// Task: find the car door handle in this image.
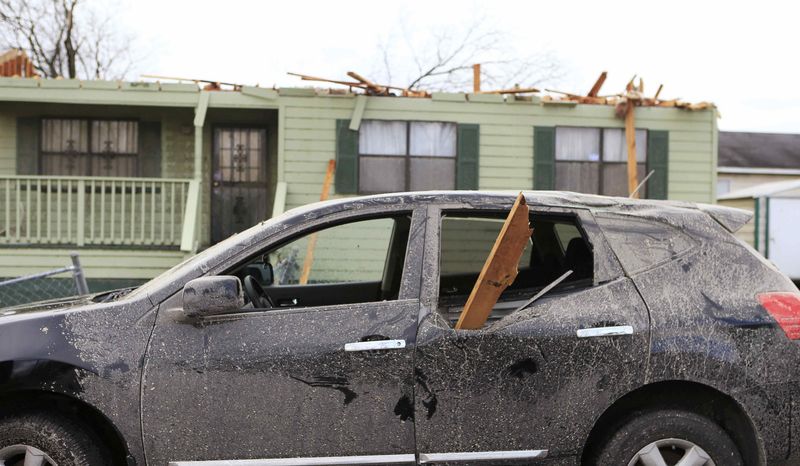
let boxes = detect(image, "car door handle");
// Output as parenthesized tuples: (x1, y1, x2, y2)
(344, 339, 406, 352)
(576, 325, 633, 338)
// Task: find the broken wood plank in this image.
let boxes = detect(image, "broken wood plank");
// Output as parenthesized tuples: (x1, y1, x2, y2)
(299, 160, 336, 285)
(587, 71, 607, 97)
(654, 84, 663, 100)
(347, 71, 387, 95)
(480, 86, 540, 95)
(455, 193, 532, 330)
(625, 102, 639, 198)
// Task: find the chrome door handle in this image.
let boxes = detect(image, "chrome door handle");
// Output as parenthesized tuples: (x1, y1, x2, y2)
(344, 339, 406, 352)
(576, 325, 633, 338)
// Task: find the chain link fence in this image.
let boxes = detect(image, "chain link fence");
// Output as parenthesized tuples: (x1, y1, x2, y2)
(0, 253, 89, 308)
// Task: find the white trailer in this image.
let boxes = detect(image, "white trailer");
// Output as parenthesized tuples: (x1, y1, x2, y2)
(718, 179, 800, 280)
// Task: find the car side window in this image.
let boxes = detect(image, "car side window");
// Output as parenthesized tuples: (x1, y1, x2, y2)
(229, 215, 412, 309)
(595, 213, 696, 275)
(437, 212, 594, 327)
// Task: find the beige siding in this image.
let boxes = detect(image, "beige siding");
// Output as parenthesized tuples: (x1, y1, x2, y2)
(0, 248, 187, 279)
(279, 94, 717, 210)
(0, 111, 15, 175)
(718, 173, 800, 196)
(717, 197, 756, 246)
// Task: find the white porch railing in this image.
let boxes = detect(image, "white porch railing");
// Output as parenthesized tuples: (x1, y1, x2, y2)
(0, 175, 196, 249)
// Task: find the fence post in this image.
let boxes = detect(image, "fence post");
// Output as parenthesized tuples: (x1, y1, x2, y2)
(76, 179, 85, 246)
(70, 252, 89, 295)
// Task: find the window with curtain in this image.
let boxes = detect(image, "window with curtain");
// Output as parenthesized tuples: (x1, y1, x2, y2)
(555, 127, 647, 197)
(40, 118, 139, 177)
(358, 120, 457, 194)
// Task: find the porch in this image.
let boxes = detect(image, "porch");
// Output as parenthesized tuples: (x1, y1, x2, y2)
(0, 175, 200, 251)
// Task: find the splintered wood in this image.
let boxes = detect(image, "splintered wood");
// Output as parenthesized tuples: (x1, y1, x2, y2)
(455, 193, 532, 330)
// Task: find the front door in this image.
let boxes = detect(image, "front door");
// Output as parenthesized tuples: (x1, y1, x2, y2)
(211, 127, 269, 244)
(141, 209, 424, 465)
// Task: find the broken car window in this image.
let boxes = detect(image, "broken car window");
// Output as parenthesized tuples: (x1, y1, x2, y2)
(437, 212, 594, 327)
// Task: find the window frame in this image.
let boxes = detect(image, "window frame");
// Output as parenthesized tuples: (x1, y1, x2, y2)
(216, 206, 427, 312)
(357, 119, 458, 194)
(39, 117, 140, 177)
(554, 126, 648, 196)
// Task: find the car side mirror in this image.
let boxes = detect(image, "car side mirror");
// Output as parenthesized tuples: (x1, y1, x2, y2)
(262, 261, 274, 287)
(183, 276, 245, 318)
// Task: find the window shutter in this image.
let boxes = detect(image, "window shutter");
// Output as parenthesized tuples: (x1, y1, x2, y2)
(533, 126, 555, 190)
(646, 130, 669, 199)
(456, 123, 479, 190)
(138, 121, 162, 178)
(16, 118, 40, 175)
(335, 119, 358, 194)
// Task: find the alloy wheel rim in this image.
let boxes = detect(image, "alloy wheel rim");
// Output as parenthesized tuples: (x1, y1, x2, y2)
(0, 445, 58, 466)
(628, 438, 715, 466)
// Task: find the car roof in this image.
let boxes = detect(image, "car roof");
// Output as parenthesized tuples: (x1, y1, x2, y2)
(290, 190, 751, 233)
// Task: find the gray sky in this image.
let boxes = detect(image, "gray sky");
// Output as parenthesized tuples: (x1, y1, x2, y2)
(120, 0, 799, 133)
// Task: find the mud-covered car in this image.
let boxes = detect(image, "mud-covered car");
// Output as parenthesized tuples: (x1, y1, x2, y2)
(1, 191, 799, 466)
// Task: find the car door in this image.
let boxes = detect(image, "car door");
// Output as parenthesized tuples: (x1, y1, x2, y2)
(141, 207, 425, 465)
(412, 204, 650, 463)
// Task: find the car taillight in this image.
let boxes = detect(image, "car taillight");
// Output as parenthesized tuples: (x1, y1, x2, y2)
(758, 292, 800, 340)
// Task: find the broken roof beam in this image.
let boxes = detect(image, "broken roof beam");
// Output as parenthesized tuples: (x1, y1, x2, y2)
(347, 71, 388, 95)
(587, 71, 607, 97)
(479, 86, 540, 95)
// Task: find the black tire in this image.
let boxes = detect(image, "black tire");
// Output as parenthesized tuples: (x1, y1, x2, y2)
(0, 411, 106, 466)
(593, 409, 744, 466)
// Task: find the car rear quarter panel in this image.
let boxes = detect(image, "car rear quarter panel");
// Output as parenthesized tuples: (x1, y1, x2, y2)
(602, 208, 800, 463)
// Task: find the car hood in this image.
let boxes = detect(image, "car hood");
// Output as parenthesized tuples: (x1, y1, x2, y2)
(0, 294, 96, 317)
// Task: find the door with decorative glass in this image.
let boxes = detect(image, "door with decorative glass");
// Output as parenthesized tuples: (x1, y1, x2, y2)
(211, 128, 269, 244)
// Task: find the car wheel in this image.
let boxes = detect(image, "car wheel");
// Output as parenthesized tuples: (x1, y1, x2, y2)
(594, 409, 743, 466)
(0, 411, 106, 466)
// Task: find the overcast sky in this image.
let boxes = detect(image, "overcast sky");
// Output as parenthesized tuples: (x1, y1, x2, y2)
(119, 0, 799, 133)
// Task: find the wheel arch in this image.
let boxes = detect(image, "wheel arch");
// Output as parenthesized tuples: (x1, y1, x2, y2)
(0, 359, 132, 466)
(580, 379, 763, 466)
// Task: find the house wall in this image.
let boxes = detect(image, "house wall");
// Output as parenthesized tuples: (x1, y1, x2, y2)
(717, 197, 757, 246)
(0, 102, 197, 177)
(276, 93, 718, 211)
(718, 172, 800, 197)
(0, 85, 718, 287)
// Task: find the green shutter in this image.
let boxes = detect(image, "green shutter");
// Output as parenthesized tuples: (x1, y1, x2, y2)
(647, 130, 669, 199)
(456, 124, 479, 190)
(335, 119, 358, 194)
(16, 118, 40, 175)
(138, 121, 162, 178)
(533, 126, 555, 190)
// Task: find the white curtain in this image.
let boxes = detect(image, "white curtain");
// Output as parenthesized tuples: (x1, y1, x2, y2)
(410, 122, 456, 157)
(556, 127, 601, 161)
(359, 120, 407, 156)
(603, 128, 647, 162)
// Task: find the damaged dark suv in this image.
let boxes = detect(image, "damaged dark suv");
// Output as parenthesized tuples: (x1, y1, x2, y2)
(1, 191, 799, 466)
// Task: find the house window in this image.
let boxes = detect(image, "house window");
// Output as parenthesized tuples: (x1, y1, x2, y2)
(555, 127, 647, 197)
(41, 118, 139, 177)
(717, 179, 731, 196)
(358, 120, 457, 194)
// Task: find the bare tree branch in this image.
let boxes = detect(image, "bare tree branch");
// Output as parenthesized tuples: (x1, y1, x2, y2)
(374, 16, 565, 93)
(0, 0, 136, 79)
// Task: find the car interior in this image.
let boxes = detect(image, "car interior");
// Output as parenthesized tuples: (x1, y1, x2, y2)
(437, 212, 594, 327)
(227, 214, 412, 310)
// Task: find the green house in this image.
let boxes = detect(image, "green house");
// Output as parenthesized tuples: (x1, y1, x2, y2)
(0, 77, 719, 289)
